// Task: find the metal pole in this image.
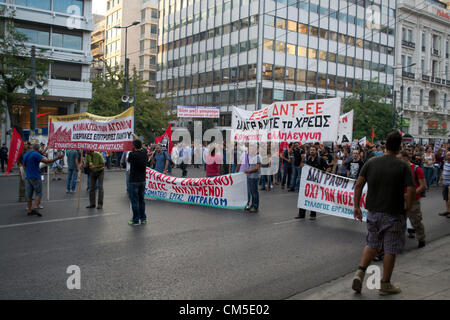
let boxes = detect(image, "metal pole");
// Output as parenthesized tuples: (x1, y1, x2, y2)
(133, 76, 136, 133)
(30, 46, 36, 132)
(124, 27, 129, 110)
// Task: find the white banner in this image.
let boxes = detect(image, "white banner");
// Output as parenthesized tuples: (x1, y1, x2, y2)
(145, 168, 248, 209)
(231, 98, 341, 143)
(337, 110, 354, 144)
(177, 105, 220, 118)
(297, 165, 368, 221)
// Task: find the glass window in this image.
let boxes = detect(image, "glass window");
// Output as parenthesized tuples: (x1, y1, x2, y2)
(286, 67, 295, 84)
(275, 18, 286, 29)
(264, 15, 275, 27)
(275, 41, 286, 53)
(262, 64, 273, 80)
(287, 21, 297, 32)
(53, 0, 84, 15)
(318, 50, 327, 61)
(309, 26, 318, 37)
(51, 61, 81, 81)
(15, 0, 51, 10)
(297, 69, 306, 85)
(16, 24, 50, 46)
(298, 23, 307, 34)
(286, 43, 296, 55)
(307, 71, 316, 86)
(308, 48, 316, 59)
(298, 46, 307, 57)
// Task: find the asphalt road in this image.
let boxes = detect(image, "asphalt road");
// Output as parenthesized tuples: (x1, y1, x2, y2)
(0, 167, 449, 299)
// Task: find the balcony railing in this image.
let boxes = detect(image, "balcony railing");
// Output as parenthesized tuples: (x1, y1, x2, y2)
(402, 71, 415, 79)
(434, 77, 442, 84)
(402, 40, 415, 49)
(432, 48, 439, 56)
(422, 75, 430, 81)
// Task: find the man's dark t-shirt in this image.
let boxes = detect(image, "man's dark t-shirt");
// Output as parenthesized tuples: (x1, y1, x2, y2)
(359, 154, 414, 216)
(293, 149, 304, 167)
(346, 160, 364, 179)
(128, 150, 148, 183)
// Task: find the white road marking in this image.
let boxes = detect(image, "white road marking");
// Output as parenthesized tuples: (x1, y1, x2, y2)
(0, 212, 121, 229)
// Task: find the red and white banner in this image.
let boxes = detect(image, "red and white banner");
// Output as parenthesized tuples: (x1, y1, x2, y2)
(298, 165, 368, 221)
(177, 105, 220, 118)
(4, 128, 24, 176)
(145, 168, 247, 209)
(231, 98, 341, 143)
(155, 124, 173, 153)
(48, 108, 134, 151)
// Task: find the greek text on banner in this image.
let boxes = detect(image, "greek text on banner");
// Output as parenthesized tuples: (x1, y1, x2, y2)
(231, 98, 341, 143)
(48, 108, 134, 151)
(297, 165, 368, 221)
(145, 168, 248, 209)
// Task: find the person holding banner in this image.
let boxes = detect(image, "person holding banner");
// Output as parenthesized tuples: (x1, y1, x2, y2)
(85, 150, 105, 210)
(295, 146, 328, 220)
(0, 143, 8, 172)
(127, 139, 149, 226)
(235, 143, 261, 213)
(150, 144, 169, 175)
(23, 144, 64, 217)
(352, 131, 415, 296)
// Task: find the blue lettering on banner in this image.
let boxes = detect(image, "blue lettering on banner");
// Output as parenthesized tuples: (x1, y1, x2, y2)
(187, 195, 228, 207)
(304, 199, 330, 211)
(146, 190, 167, 198)
(169, 193, 184, 201)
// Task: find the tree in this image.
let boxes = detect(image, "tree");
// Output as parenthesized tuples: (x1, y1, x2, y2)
(88, 62, 174, 143)
(343, 80, 394, 141)
(423, 104, 449, 138)
(0, 8, 49, 138)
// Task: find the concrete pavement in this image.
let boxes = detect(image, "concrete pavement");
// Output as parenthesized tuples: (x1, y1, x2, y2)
(289, 235, 450, 300)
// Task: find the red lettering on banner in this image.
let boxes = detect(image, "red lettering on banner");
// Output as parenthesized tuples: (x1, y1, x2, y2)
(305, 183, 311, 197)
(361, 193, 366, 208)
(348, 192, 354, 207)
(320, 186, 325, 200)
(272, 104, 279, 116)
(291, 104, 298, 116)
(280, 104, 289, 116)
(306, 102, 314, 115)
(316, 102, 324, 114)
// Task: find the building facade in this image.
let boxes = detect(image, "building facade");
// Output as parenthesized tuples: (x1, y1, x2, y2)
(102, 0, 158, 92)
(91, 13, 106, 77)
(396, 0, 450, 143)
(0, 0, 93, 143)
(157, 0, 396, 127)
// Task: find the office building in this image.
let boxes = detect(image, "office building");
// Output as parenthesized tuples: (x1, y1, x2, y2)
(157, 0, 396, 127)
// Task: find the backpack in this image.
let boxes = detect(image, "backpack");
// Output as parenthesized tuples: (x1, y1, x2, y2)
(413, 164, 426, 198)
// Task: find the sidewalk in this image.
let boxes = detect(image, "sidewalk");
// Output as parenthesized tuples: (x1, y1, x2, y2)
(1, 167, 124, 177)
(289, 235, 450, 300)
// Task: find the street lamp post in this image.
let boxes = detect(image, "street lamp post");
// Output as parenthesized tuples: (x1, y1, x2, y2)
(114, 20, 140, 109)
(392, 63, 416, 130)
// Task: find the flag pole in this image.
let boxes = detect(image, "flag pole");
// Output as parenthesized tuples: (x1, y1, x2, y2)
(77, 151, 83, 210)
(47, 150, 50, 201)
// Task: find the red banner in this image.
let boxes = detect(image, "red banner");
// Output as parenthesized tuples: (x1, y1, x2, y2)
(5, 128, 24, 176)
(155, 124, 173, 154)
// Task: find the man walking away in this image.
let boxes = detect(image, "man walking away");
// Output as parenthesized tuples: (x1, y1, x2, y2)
(127, 139, 149, 226)
(1, 143, 8, 172)
(352, 131, 415, 296)
(23, 144, 64, 217)
(85, 150, 105, 209)
(401, 150, 427, 248)
(66, 149, 80, 193)
(438, 150, 450, 218)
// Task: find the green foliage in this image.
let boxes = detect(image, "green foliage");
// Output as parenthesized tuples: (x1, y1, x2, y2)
(343, 80, 394, 141)
(88, 63, 174, 143)
(0, 8, 50, 136)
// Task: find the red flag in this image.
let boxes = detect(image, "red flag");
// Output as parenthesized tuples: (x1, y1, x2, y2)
(371, 126, 375, 142)
(154, 124, 172, 154)
(5, 128, 24, 176)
